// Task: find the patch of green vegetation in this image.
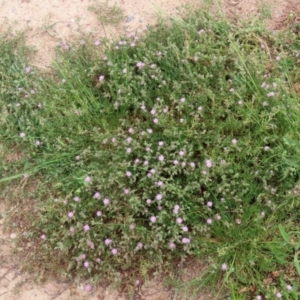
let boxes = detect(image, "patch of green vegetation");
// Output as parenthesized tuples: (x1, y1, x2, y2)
(88, 1, 124, 25)
(1, 4, 300, 299)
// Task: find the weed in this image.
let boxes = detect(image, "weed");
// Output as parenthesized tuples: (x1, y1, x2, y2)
(1, 3, 300, 299)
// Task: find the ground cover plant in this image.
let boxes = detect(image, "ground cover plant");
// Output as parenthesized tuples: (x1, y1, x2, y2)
(1, 4, 300, 299)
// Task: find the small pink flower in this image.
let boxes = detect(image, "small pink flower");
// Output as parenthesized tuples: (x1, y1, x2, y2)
(287, 285, 292, 291)
(207, 219, 213, 224)
(156, 194, 162, 200)
(96, 211, 102, 217)
(124, 188, 130, 194)
(256, 296, 262, 300)
(179, 150, 185, 156)
(136, 61, 145, 69)
(35, 140, 41, 146)
(85, 284, 92, 292)
(95, 40, 101, 46)
(182, 226, 188, 232)
(182, 238, 190, 244)
(75, 155, 81, 160)
(93, 192, 101, 199)
(111, 248, 118, 255)
(143, 160, 149, 166)
(232, 139, 237, 145)
(150, 169, 156, 174)
(221, 263, 227, 271)
(173, 160, 179, 165)
(134, 158, 140, 164)
(276, 56, 281, 61)
(176, 218, 183, 224)
(126, 148, 132, 153)
(84, 261, 89, 268)
(99, 75, 105, 81)
(276, 292, 282, 298)
(181, 162, 186, 167)
(207, 201, 213, 207)
(85, 176, 92, 183)
(180, 97, 186, 103)
(25, 67, 31, 73)
(153, 118, 159, 124)
(74, 196, 80, 202)
(128, 127, 134, 134)
(158, 155, 164, 161)
(68, 211, 74, 218)
(126, 171, 132, 177)
(198, 106, 203, 111)
(83, 224, 90, 231)
(267, 92, 275, 97)
(20, 132, 26, 138)
(158, 141, 164, 146)
(205, 159, 212, 168)
(190, 162, 195, 168)
(40, 234, 46, 240)
(229, 88, 235, 92)
(126, 137, 132, 143)
(103, 198, 110, 205)
(105, 238, 112, 245)
(150, 109, 156, 115)
(136, 242, 143, 249)
(70, 227, 75, 233)
(147, 129, 153, 134)
(146, 199, 152, 204)
(150, 216, 157, 223)
(129, 223, 135, 230)
(169, 242, 176, 249)
(96, 258, 101, 263)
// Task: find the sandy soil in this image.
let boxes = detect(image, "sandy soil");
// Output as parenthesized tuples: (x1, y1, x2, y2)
(0, 0, 299, 299)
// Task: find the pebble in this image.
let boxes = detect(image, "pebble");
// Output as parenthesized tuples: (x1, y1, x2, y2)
(125, 15, 135, 22)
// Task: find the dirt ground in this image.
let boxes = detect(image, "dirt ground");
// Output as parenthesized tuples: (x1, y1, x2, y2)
(0, 0, 299, 299)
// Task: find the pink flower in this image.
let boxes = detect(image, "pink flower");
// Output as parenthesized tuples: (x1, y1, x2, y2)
(25, 67, 31, 73)
(35, 140, 41, 146)
(205, 159, 212, 168)
(182, 238, 190, 244)
(103, 198, 110, 205)
(73, 196, 80, 202)
(40, 234, 46, 240)
(182, 226, 188, 232)
(158, 141, 164, 146)
(190, 162, 195, 168)
(143, 160, 149, 166)
(173, 160, 179, 165)
(95, 40, 101, 46)
(19, 132, 26, 138)
(126, 137, 132, 143)
(124, 188, 130, 194)
(105, 238, 112, 245)
(96, 211, 102, 217)
(180, 98, 186, 103)
(150, 216, 157, 223)
(70, 227, 75, 233)
(111, 248, 118, 255)
(267, 92, 275, 97)
(147, 129, 153, 134)
(158, 155, 164, 161)
(93, 192, 101, 199)
(85, 176, 92, 183)
(232, 139, 237, 145)
(134, 158, 140, 164)
(68, 211, 75, 218)
(99, 75, 105, 81)
(150, 169, 156, 174)
(84, 261, 89, 268)
(83, 224, 90, 231)
(126, 171, 132, 177)
(221, 263, 227, 271)
(153, 118, 159, 124)
(136, 61, 145, 69)
(179, 150, 185, 156)
(276, 292, 282, 298)
(287, 285, 292, 291)
(136, 242, 143, 250)
(126, 148, 132, 153)
(150, 109, 156, 115)
(128, 127, 134, 133)
(157, 181, 164, 186)
(129, 223, 135, 230)
(207, 201, 213, 207)
(96, 258, 101, 263)
(156, 194, 162, 200)
(169, 242, 176, 249)
(176, 218, 183, 224)
(198, 106, 203, 111)
(85, 284, 92, 292)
